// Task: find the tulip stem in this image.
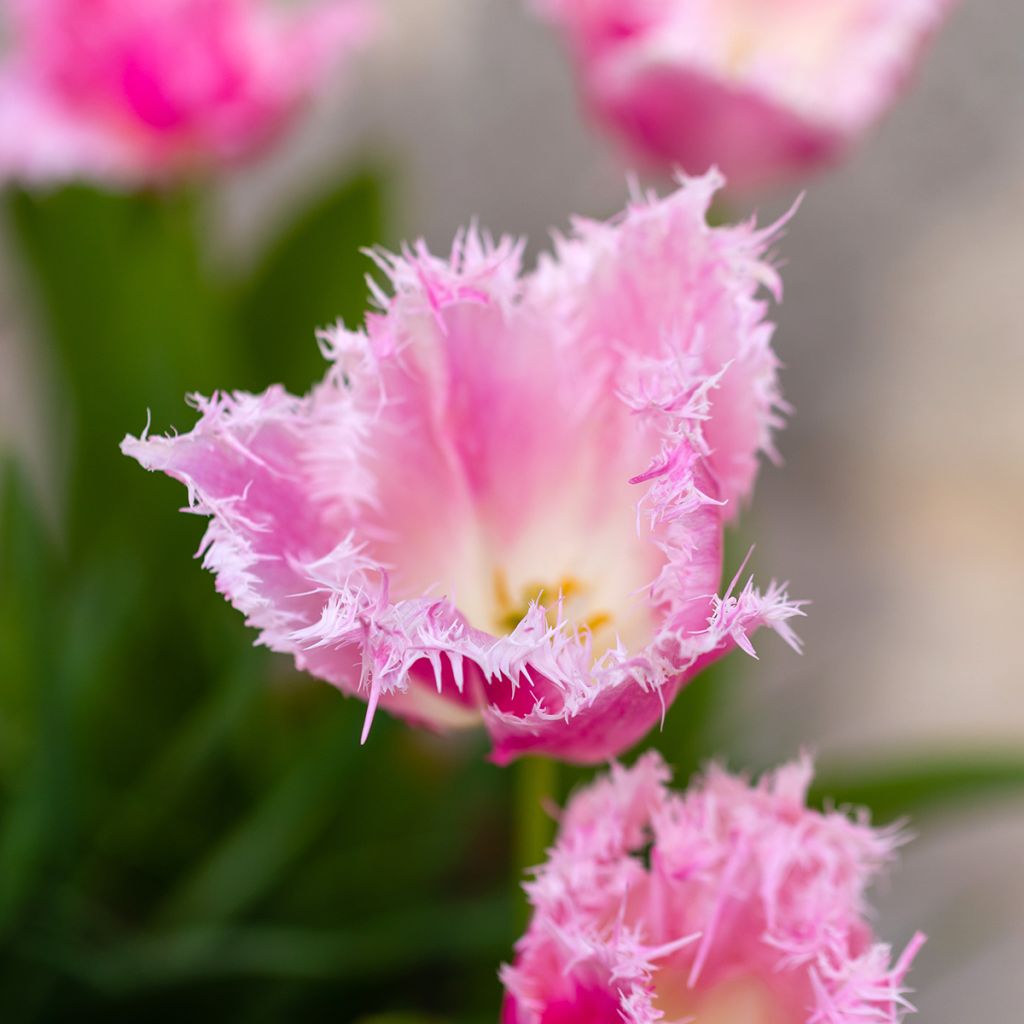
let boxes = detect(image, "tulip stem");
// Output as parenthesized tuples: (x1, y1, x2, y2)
(514, 756, 557, 923)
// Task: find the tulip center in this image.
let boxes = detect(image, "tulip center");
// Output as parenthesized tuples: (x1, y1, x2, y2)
(653, 973, 791, 1024)
(412, 453, 665, 663)
(491, 569, 614, 646)
(718, 0, 862, 79)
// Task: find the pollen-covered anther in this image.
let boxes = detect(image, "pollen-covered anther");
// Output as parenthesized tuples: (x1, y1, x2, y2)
(491, 570, 614, 646)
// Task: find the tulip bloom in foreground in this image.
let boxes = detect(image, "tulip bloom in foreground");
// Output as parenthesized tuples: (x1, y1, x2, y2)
(538, 0, 954, 191)
(124, 173, 802, 764)
(0, 0, 373, 185)
(502, 753, 923, 1024)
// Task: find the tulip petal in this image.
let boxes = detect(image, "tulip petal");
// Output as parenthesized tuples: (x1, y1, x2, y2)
(125, 173, 803, 762)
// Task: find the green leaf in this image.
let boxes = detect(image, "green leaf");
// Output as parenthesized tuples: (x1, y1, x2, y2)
(0, 460, 65, 931)
(0, 460, 56, 786)
(811, 753, 1024, 823)
(5, 185, 230, 549)
(234, 170, 386, 394)
(156, 696, 362, 925)
(61, 895, 512, 992)
(84, 648, 263, 864)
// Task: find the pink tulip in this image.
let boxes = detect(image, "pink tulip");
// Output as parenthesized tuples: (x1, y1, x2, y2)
(503, 752, 923, 1024)
(0, 0, 374, 184)
(124, 173, 803, 763)
(538, 0, 955, 191)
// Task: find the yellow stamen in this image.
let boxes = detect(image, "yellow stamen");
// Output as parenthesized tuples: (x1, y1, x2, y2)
(490, 570, 613, 641)
(492, 567, 513, 613)
(725, 28, 756, 73)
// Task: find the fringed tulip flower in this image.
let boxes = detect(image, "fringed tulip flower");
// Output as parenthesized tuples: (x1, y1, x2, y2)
(502, 753, 923, 1024)
(0, 0, 374, 185)
(537, 0, 955, 191)
(123, 172, 803, 764)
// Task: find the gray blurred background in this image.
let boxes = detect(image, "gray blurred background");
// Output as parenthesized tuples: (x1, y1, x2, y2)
(2, 0, 1021, 1018)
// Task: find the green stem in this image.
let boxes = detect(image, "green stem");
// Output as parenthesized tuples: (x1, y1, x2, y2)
(514, 756, 557, 926)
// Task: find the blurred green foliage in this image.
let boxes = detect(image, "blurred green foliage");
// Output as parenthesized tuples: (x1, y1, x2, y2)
(1, 174, 1022, 1022)
(0, 176, 518, 1022)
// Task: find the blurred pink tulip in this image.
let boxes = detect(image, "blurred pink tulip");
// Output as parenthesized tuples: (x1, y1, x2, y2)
(0, 0, 375, 185)
(538, 0, 955, 191)
(502, 752, 923, 1024)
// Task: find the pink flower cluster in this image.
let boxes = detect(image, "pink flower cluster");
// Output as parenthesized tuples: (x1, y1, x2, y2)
(537, 0, 956, 190)
(0, 0, 374, 185)
(124, 172, 803, 764)
(106, 0, 950, 1008)
(502, 753, 923, 1024)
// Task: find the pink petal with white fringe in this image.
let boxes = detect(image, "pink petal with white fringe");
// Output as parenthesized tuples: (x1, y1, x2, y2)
(501, 753, 924, 1024)
(123, 172, 803, 764)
